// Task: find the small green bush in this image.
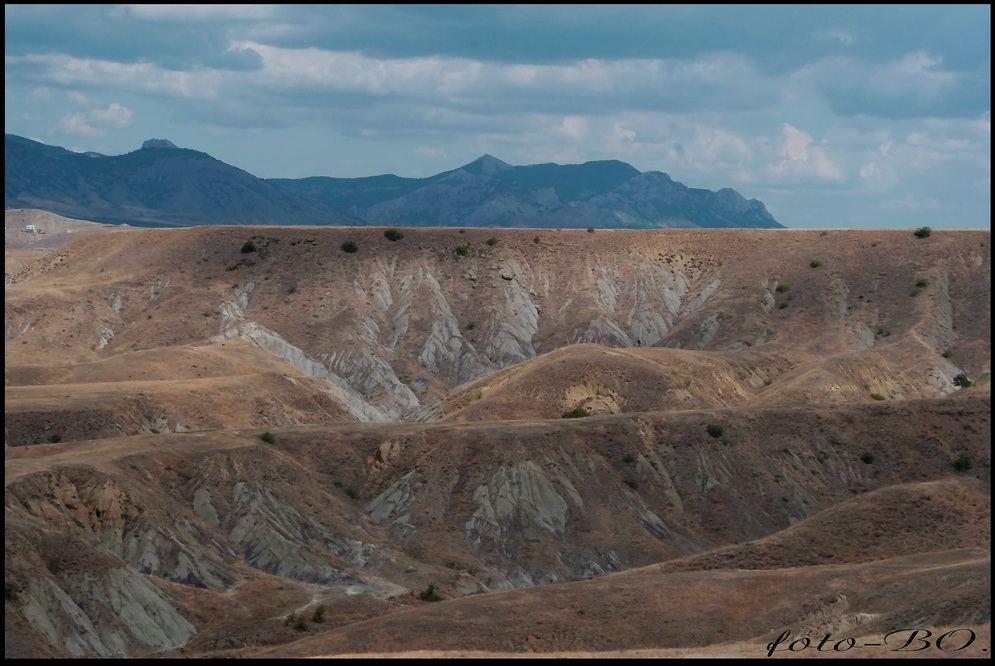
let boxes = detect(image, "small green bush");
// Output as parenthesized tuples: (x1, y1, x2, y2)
(311, 605, 327, 623)
(942, 349, 953, 358)
(913, 226, 932, 238)
(241, 239, 257, 253)
(345, 485, 359, 499)
(419, 584, 443, 602)
(953, 373, 973, 388)
(533, 236, 540, 244)
(870, 393, 886, 401)
(860, 451, 875, 465)
(46, 557, 61, 574)
(562, 407, 590, 419)
(455, 245, 469, 257)
(287, 284, 298, 294)
(47, 433, 61, 443)
(259, 431, 276, 444)
(465, 321, 475, 330)
(775, 283, 789, 293)
(486, 236, 498, 246)
(622, 453, 636, 464)
(706, 424, 724, 438)
(587, 226, 595, 233)
(953, 454, 973, 472)
(341, 240, 359, 253)
(875, 326, 891, 337)
(623, 477, 638, 489)
(915, 279, 928, 288)
(384, 228, 404, 241)
(779, 301, 790, 309)
(810, 260, 822, 268)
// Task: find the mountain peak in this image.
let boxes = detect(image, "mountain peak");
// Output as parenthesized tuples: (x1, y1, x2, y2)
(461, 154, 513, 175)
(141, 138, 178, 150)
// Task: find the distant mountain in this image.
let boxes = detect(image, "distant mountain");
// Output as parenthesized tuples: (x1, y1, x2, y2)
(4, 134, 359, 227)
(5, 134, 783, 229)
(272, 154, 782, 229)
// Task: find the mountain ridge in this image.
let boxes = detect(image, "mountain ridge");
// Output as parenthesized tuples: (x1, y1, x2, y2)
(5, 133, 783, 230)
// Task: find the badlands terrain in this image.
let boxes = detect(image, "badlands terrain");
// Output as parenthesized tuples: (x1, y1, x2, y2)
(4, 210, 990, 658)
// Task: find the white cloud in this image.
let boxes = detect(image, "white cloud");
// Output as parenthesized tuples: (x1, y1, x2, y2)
(11, 54, 223, 99)
(880, 195, 942, 212)
(416, 145, 447, 160)
(54, 102, 134, 138)
(115, 4, 276, 21)
(769, 124, 844, 182)
(67, 91, 90, 105)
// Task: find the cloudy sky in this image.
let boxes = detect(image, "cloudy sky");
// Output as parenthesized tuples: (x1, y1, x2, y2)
(5, 4, 990, 229)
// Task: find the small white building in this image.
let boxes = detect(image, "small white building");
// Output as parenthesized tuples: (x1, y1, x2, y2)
(24, 224, 36, 233)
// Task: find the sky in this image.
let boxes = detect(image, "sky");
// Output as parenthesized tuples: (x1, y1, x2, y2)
(4, 4, 991, 229)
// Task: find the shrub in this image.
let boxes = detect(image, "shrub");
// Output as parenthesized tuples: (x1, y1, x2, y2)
(870, 393, 886, 400)
(455, 245, 469, 257)
(47, 433, 61, 443)
(46, 557, 61, 574)
(775, 283, 789, 293)
(623, 477, 638, 489)
(241, 239, 257, 253)
(779, 301, 790, 309)
(953, 454, 973, 472)
(259, 431, 276, 444)
(913, 226, 932, 238)
(860, 452, 875, 465)
(562, 407, 590, 419)
(942, 349, 953, 358)
(587, 226, 595, 233)
(486, 236, 497, 246)
(311, 605, 327, 623)
(533, 236, 540, 244)
(4, 581, 19, 601)
(622, 453, 636, 464)
(418, 584, 443, 602)
(706, 424, 724, 438)
(341, 240, 358, 253)
(875, 326, 891, 337)
(465, 321, 475, 330)
(915, 279, 928, 288)
(345, 485, 359, 499)
(953, 373, 973, 388)
(810, 260, 822, 268)
(384, 228, 404, 241)
(294, 617, 309, 632)
(287, 284, 298, 294)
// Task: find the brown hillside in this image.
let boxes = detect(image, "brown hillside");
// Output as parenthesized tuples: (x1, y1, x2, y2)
(4, 217, 990, 658)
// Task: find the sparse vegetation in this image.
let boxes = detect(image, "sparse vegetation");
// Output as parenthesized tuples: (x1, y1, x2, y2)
(465, 321, 475, 331)
(46, 557, 61, 574)
(455, 244, 469, 257)
(259, 431, 276, 444)
(587, 226, 595, 233)
(870, 393, 886, 400)
(241, 239, 257, 253)
(418, 584, 443, 602)
(562, 407, 590, 419)
(860, 452, 875, 464)
(341, 240, 359, 253)
(706, 424, 724, 438)
(384, 228, 404, 241)
(953, 373, 973, 388)
(913, 226, 932, 238)
(875, 326, 891, 337)
(486, 236, 498, 246)
(622, 453, 636, 464)
(311, 605, 327, 623)
(775, 283, 789, 293)
(915, 279, 928, 288)
(779, 301, 790, 309)
(623, 477, 638, 489)
(942, 349, 953, 358)
(287, 284, 298, 294)
(953, 454, 973, 472)
(533, 236, 540, 244)
(810, 260, 822, 268)
(47, 433, 61, 443)
(5, 581, 19, 601)
(345, 484, 359, 499)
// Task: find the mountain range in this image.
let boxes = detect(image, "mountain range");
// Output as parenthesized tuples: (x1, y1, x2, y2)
(4, 134, 783, 230)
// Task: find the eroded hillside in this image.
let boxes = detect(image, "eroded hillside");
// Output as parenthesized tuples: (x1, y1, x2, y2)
(4, 222, 991, 658)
